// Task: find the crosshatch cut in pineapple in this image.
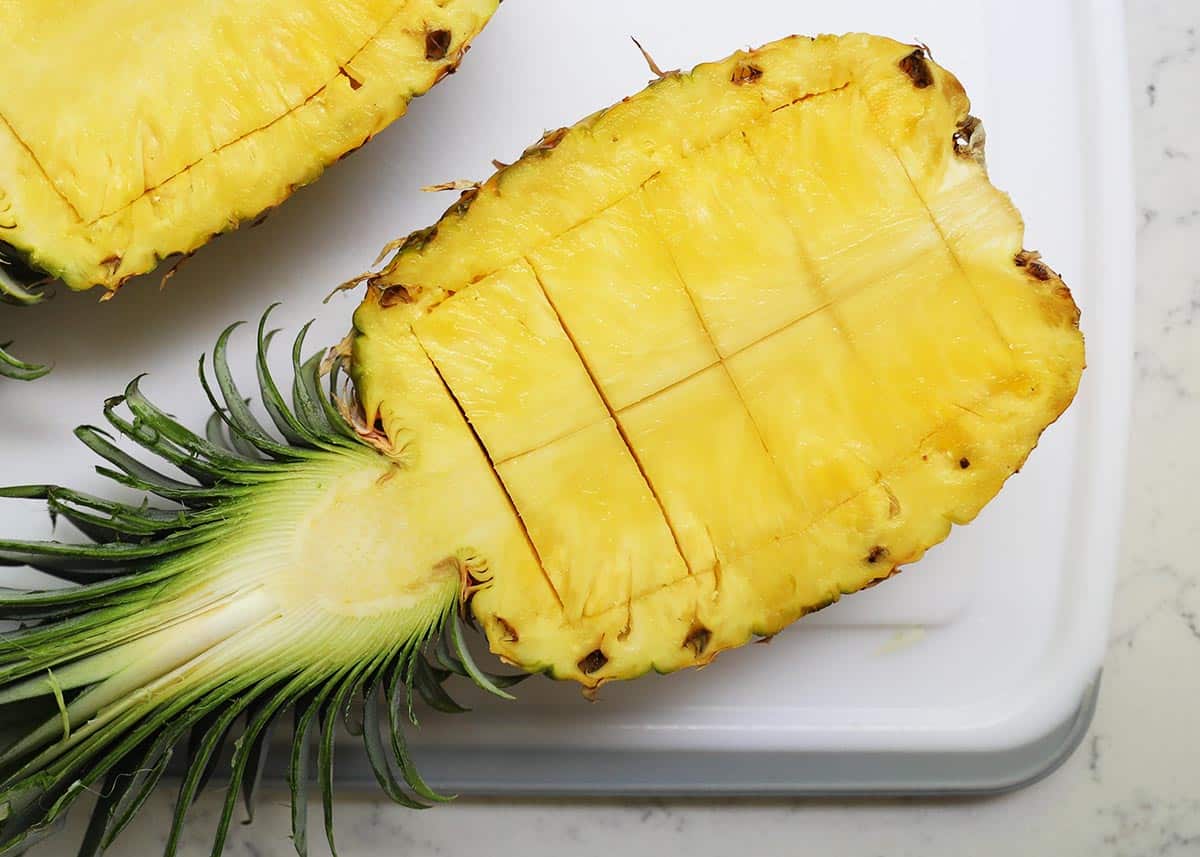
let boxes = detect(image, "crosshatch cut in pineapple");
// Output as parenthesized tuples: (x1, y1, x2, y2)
(0, 32, 1083, 857)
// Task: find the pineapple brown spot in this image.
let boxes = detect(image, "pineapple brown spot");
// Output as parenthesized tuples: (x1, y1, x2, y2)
(378, 285, 411, 308)
(425, 29, 453, 61)
(683, 625, 712, 655)
(495, 617, 519, 643)
(1027, 262, 1052, 281)
(898, 49, 934, 89)
(1014, 250, 1053, 281)
(866, 545, 889, 564)
(959, 457, 971, 469)
(578, 649, 608, 675)
(338, 66, 363, 90)
(731, 63, 764, 85)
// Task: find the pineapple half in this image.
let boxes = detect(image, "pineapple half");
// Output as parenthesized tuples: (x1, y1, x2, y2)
(351, 33, 1084, 683)
(0, 0, 499, 377)
(0, 34, 1082, 857)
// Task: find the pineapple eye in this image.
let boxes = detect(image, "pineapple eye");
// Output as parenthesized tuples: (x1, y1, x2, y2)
(684, 625, 713, 656)
(495, 617, 520, 643)
(898, 47, 935, 88)
(731, 62, 764, 85)
(577, 649, 609, 675)
(425, 28, 454, 61)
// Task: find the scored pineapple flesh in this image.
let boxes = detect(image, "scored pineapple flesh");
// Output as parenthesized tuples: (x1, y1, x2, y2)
(529, 195, 719, 411)
(0, 0, 498, 289)
(352, 34, 1085, 687)
(412, 262, 608, 463)
(641, 131, 825, 357)
(495, 419, 693, 623)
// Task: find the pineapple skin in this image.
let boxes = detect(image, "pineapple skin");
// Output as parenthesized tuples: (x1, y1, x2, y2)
(351, 35, 1085, 689)
(0, 0, 498, 291)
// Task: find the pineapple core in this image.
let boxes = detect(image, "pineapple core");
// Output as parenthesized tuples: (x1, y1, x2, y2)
(352, 34, 1084, 688)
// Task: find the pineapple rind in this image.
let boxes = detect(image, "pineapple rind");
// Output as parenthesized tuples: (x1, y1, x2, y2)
(0, 0, 498, 290)
(353, 35, 1084, 688)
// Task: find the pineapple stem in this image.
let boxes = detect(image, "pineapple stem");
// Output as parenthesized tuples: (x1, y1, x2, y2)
(0, 309, 527, 857)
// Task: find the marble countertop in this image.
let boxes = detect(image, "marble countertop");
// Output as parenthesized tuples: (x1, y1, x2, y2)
(44, 3, 1197, 855)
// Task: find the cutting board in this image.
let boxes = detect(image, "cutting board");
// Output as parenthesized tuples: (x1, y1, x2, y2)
(0, 0, 1133, 793)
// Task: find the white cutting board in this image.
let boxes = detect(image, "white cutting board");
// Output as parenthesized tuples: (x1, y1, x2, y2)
(0, 0, 1131, 773)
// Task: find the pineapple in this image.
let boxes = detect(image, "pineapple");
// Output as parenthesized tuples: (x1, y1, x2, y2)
(0, 34, 1082, 856)
(0, 0, 499, 293)
(353, 33, 1083, 683)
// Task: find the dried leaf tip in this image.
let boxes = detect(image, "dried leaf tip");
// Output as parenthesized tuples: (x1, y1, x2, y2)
(422, 180, 482, 193)
(325, 271, 373, 303)
(631, 37, 679, 80)
(523, 127, 569, 158)
(159, 252, 193, 290)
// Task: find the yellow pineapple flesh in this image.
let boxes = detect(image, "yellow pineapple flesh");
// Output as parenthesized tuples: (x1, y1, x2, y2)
(351, 34, 1084, 688)
(0, 0, 498, 290)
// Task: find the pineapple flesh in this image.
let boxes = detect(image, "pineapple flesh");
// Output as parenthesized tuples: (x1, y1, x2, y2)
(0, 0, 498, 291)
(353, 34, 1084, 688)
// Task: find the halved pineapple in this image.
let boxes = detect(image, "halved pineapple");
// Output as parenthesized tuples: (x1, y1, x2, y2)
(353, 33, 1084, 686)
(0, 0, 499, 291)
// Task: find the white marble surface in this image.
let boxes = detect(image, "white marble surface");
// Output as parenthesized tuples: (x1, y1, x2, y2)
(34, 3, 1200, 855)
